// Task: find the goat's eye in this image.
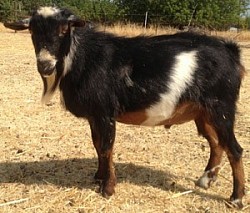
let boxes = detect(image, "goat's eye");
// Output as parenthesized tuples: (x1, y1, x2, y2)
(59, 30, 67, 37)
(29, 30, 33, 35)
(59, 25, 68, 37)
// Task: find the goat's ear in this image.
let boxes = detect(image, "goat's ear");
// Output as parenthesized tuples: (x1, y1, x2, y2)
(59, 23, 69, 37)
(68, 15, 85, 28)
(59, 18, 85, 37)
(69, 19, 85, 28)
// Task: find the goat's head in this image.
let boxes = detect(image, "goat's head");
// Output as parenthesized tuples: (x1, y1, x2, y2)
(29, 6, 85, 103)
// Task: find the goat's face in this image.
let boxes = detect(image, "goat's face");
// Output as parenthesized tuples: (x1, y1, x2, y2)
(29, 6, 84, 103)
(29, 7, 72, 76)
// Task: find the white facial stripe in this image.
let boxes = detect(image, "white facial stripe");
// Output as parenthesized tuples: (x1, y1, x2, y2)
(63, 35, 79, 76)
(37, 49, 57, 68)
(142, 51, 197, 126)
(37, 6, 60, 18)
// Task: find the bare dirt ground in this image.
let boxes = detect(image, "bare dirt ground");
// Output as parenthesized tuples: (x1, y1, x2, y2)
(0, 24, 249, 212)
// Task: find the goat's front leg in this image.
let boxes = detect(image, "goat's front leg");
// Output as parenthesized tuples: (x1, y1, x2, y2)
(88, 117, 117, 197)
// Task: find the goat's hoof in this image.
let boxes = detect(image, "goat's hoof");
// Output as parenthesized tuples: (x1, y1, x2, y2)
(195, 177, 209, 189)
(225, 198, 243, 209)
(99, 181, 115, 198)
(196, 172, 217, 189)
(102, 190, 113, 199)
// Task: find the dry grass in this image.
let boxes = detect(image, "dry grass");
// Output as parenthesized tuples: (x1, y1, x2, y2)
(102, 23, 250, 42)
(0, 23, 249, 212)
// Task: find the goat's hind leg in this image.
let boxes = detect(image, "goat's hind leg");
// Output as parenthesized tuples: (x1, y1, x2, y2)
(211, 109, 245, 208)
(195, 116, 224, 189)
(195, 109, 245, 208)
(224, 134, 245, 208)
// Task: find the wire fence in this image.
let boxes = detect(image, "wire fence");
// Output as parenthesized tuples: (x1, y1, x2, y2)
(0, 5, 246, 32)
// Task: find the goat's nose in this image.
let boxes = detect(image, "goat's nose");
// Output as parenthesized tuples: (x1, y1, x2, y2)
(37, 61, 55, 76)
(36, 48, 57, 76)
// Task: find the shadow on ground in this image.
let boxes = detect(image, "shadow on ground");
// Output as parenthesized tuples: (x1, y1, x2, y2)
(0, 158, 226, 202)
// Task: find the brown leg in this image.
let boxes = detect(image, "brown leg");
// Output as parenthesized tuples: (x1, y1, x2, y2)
(89, 118, 117, 197)
(224, 135, 245, 208)
(213, 115, 245, 208)
(196, 107, 245, 208)
(195, 116, 224, 189)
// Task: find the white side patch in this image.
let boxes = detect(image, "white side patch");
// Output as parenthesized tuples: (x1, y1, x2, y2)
(63, 35, 79, 76)
(37, 6, 60, 18)
(142, 51, 197, 126)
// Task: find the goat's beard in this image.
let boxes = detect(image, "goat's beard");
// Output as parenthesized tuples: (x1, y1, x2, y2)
(41, 71, 60, 104)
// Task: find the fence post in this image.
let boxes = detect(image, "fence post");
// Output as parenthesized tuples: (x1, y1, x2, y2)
(144, 11, 148, 30)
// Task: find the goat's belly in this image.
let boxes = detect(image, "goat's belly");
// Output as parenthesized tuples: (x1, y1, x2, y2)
(116, 102, 202, 126)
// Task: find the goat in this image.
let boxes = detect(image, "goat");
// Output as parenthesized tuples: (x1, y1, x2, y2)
(27, 6, 246, 208)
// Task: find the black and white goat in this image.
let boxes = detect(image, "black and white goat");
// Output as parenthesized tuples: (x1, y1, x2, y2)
(27, 6, 246, 207)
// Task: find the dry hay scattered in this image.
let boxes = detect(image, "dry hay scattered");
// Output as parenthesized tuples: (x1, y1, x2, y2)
(0, 23, 249, 212)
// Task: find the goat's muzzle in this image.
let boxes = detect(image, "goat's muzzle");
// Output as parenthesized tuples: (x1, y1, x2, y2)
(36, 48, 57, 77)
(37, 61, 56, 76)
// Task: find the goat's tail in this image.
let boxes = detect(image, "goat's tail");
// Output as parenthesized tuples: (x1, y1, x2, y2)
(224, 41, 246, 80)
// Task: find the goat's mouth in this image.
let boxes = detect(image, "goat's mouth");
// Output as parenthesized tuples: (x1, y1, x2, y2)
(37, 62, 56, 77)
(41, 69, 55, 77)
(37, 49, 57, 77)
(40, 70, 60, 104)
(40, 69, 56, 78)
